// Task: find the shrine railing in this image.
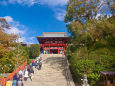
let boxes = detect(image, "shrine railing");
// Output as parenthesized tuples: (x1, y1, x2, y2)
(0, 61, 27, 86)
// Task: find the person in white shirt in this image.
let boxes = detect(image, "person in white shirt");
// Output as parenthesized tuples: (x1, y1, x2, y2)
(24, 70, 29, 77)
(19, 70, 23, 75)
(36, 56, 42, 62)
(18, 69, 23, 79)
(24, 69, 32, 81)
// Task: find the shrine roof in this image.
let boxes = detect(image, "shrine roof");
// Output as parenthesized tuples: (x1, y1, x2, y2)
(37, 32, 69, 37)
(100, 71, 115, 76)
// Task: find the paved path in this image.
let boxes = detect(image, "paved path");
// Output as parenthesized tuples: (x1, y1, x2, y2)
(24, 54, 75, 86)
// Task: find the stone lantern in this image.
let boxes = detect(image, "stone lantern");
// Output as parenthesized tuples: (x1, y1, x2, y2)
(82, 74, 90, 86)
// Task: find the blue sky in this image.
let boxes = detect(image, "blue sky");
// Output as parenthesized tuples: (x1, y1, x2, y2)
(0, 0, 68, 44)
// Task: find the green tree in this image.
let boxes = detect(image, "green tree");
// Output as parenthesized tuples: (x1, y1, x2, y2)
(8, 45, 29, 68)
(28, 44, 40, 59)
(65, 0, 115, 85)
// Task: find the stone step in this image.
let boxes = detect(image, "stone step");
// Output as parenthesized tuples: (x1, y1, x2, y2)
(23, 54, 75, 86)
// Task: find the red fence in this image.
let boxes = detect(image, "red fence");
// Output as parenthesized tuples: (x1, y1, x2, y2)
(0, 61, 27, 86)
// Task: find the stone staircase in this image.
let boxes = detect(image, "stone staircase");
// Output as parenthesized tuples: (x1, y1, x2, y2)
(23, 54, 75, 86)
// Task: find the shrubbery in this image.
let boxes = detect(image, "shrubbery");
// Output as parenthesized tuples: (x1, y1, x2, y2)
(66, 44, 115, 85)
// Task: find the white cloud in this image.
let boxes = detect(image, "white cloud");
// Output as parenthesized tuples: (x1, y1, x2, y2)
(4, 16, 14, 22)
(8, 0, 38, 6)
(1, 0, 68, 7)
(2, 16, 28, 43)
(7, 27, 24, 34)
(40, 0, 68, 7)
(1, 0, 68, 21)
(4, 16, 25, 35)
(1, 16, 37, 44)
(55, 9, 66, 21)
(18, 37, 26, 42)
(4, 16, 21, 27)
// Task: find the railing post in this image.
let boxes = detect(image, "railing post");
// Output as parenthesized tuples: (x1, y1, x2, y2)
(0, 61, 27, 86)
(3, 78, 6, 86)
(0, 78, 3, 86)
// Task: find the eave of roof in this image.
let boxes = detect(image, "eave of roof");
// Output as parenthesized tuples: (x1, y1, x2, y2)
(36, 36, 69, 38)
(37, 32, 69, 38)
(101, 71, 115, 76)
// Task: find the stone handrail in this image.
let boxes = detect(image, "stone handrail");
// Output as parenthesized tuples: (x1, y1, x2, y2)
(63, 54, 75, 86)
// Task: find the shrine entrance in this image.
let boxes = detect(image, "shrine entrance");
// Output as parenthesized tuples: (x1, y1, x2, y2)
(37, 32, 69, 54)
(42, 48, 64, 54)
(50, 49, 58, 54)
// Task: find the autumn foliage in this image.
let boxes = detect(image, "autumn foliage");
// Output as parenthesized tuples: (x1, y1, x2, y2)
(0, 18, 28, 73)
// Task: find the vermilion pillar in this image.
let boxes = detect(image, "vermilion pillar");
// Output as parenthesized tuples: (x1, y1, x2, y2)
(64, 47, 65, 53)
(58, 49, 59, 54)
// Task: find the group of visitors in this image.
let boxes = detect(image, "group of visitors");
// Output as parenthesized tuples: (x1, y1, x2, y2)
(23, 55, 42, 81)
(24, 56, 42, 81)
(35, 55, 42, 70)
(6, 55, 42, 86)
(24, 64, 34, 81)
(12, 70, 23, 86)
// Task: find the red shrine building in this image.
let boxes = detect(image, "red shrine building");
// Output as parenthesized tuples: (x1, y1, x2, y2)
(37, 32, 69, 54)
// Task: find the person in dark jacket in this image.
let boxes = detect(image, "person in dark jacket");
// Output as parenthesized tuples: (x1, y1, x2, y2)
(13, 73, 18, 80)
(13, 73, 18, 86)
(32, 60, 36, 66)
(38, 61, 42, 70)
(27, 65, 31, 74)
(29, 65, 34, 74)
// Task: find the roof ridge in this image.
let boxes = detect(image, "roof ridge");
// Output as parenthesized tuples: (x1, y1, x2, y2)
(43, 32, 65, 33)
